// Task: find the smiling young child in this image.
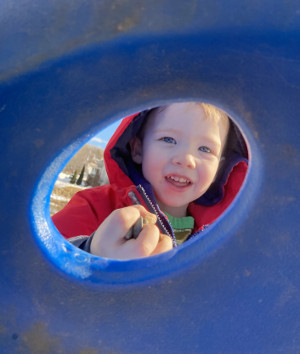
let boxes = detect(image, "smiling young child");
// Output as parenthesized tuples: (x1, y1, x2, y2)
(52, 102, 248, 259)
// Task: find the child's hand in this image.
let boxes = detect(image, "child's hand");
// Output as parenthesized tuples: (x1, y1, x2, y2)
(90, 205, 173, 260)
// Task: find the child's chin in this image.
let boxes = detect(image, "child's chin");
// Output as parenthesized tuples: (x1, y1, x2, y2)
(160, 199, 190, 210)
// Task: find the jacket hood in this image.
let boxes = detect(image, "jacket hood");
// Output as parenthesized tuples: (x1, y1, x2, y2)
(104, 109, 248, 207)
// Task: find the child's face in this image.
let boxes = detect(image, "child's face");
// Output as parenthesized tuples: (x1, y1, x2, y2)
(132, 103, 229, 217)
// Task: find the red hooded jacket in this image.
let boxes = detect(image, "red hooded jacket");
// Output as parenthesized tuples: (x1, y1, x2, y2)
(52, 110, 248, 246)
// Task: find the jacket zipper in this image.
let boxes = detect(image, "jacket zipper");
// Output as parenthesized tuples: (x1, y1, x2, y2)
(134, 185, 177, 247)
(130, 186, 208, 247)
(186, 225, 207, 242)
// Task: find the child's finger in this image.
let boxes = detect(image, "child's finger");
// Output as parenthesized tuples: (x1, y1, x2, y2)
(151, 234, 173, 256)
(108, 205, 155, 243)
(134, 205, 157, 224)
(122, 224, 160, 258)
(124, 212, 158, 240)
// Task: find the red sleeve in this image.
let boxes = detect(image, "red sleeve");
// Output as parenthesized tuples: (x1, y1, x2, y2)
(51, 186, 114, 238)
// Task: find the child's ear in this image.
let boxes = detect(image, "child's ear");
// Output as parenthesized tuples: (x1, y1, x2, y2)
(130, 137, 143, 164)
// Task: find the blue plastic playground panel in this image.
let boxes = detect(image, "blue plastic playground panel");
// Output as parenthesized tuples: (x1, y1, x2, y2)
(1, 0, 299, 352)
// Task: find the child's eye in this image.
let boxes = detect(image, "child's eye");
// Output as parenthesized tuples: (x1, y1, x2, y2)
(160, 137, 176, 144)
(199, 146, 211, 153)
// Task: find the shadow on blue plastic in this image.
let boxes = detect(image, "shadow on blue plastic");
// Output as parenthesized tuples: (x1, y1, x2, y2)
(31, 105, 262, 287)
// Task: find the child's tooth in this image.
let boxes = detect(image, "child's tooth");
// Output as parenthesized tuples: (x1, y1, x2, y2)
(170, 176, 188, 183)
(169, 176, 189, 183)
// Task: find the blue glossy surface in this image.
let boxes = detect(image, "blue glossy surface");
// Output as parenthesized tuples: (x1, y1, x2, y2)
(1, 1, 299, 352)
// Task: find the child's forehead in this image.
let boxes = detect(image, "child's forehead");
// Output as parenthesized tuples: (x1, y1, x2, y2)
(156, 102, 203, 116)
(149, 103, 207, 128)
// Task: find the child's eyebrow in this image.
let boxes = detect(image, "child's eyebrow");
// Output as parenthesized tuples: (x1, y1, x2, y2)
(153, 128, 181, 135)
(200, 137, 221, 149)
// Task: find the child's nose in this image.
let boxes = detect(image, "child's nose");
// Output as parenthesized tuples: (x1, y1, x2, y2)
(172, 152, 196, 169)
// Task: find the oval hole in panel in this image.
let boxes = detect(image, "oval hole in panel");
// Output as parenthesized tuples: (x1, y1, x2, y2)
(31, 101, 259, 286)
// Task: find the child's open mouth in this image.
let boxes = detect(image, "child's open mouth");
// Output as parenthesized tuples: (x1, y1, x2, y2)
(165, 175, 192, 187)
